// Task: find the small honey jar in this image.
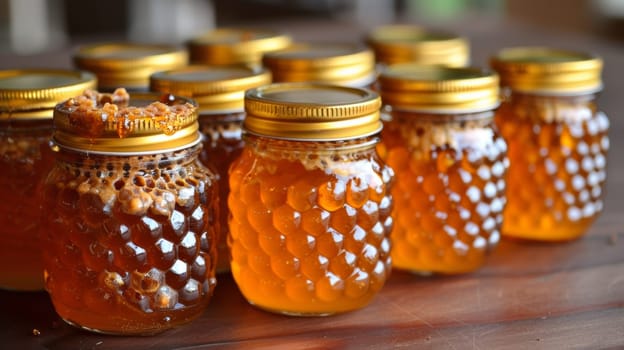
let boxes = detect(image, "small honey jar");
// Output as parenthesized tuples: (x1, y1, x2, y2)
(366, 24, 470, 67)
(490, 47, 608, 241)
(261, 43, 376, 88)
(0, 69, 96, 291)
(377, 64, 507, 274)
(229, 83, 394, 315)
(188, 28, 292, 68)
(150, 65, 272, 273)
(42, 89, 219, 334)
(73, 43, 188, 92)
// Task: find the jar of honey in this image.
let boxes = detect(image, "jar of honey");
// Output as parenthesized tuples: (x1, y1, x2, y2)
(490, 47, 608, 241)
(0, 69, 96, 291)
(261, 43, 376, 88)
(366, 24, 470, 67)
(73, 43, 188, 92)
(377, 64, 506, 274)
(229, 83, 394, 315)
(188, 28, 292, 68)
(41, 89, 219, 334)
(150, 65, 272, 273)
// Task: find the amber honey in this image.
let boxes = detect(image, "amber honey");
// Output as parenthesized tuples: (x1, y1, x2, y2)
(0, 69, 96, 291)
(151, 65, 272, 272)
(491, 47, 608, 241)
(229, 83, 393, 315)
(42, 89, 219, 334)
(378, 65, 505, 274)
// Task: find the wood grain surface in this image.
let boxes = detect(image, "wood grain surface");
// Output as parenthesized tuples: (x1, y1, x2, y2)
(0, 16, 622, 350)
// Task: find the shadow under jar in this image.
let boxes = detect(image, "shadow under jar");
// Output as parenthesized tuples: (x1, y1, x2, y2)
(0, 69, 96, 291)
(41, 89, 219, 335)
(490, 47, 609, 241)
(150, 65, 272, 273)
(229, 83, 394, 316)
(377, 64, 507, 274)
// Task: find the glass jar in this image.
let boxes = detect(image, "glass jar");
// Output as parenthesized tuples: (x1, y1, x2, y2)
(150, 65, 272, 273)
(188, 28, 292, 68)
(73, 43, 188, 92)
(229, 83, 394, 315)
(42, 89, 219, 335)
(366, 25, 470, 67)
(261, 43, 377, 88)
(377, 64, 506, 274)
(490, 47, 608, 241)
(0, 69, 96, 291)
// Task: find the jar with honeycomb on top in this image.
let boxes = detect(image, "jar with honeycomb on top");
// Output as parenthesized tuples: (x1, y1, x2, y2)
(490, 47, 609, 241)
(377, 64, 507, 275)
(41, 89, 219, 334)
(228, 83, 394, 315)
(0, 69, 96, 291)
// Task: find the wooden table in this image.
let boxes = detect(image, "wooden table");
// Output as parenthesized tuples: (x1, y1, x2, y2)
(1, 17, 623, 349)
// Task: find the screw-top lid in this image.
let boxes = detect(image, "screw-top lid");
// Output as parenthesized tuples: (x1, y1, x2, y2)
(73, 43, 188, 91)
(378, 64, 499, 113)
(490, 47, 603, 95)
(53, 89, 200, 154)
(244, 83, 382, 141)
(0, 69, 97, 119)
(150, 65, 272, 114)
(366, 25, 469, 67)
(188, 28, 292, 67)
(262, 43, 376, 87)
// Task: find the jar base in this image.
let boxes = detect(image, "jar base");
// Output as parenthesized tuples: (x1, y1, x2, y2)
(247, 300, 337, 317)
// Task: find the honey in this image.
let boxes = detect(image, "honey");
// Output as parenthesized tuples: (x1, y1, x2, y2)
(229, 83, 393, 315)
(377, 65, 506, 274)
(0, 69, 96, 291)
(491, 47, 608, 241)
(42, 89, 219, 334)
(151, 65, 272, 272)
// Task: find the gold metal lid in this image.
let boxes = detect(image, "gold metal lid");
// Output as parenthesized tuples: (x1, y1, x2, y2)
(261, 43, 376, 87)
(73, 43, 188, 90)
(150, 65, 272, 114)
(378, 64, 499, 113)
(53, 90, 200, 154)
(244, 83, 382, 141)
(0, 69, 97, 120)
(490, 47, 603, 94)
(366, 25, 469, 67)
(188, 28, 292, 67)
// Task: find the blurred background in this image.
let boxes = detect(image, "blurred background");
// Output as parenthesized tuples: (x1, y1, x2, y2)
(0, 0, 622, 55)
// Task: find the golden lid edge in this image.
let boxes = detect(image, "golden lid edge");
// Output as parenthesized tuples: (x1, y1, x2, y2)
(490, 47, 603, 94)
(53, 123, 201, 155)
(150, 66, 272, 96)
(73, 43, 189, 71)
(0, 69, 97, 112)
(378, 65, 499, 113)
(188, 28, 292, 65)
(244, 83, 382, 140)
(262, 44, 374, 69)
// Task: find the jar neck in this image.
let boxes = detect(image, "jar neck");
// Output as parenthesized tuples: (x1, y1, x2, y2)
(381, 106, 495, 123)
(243, 133, 380, 154)
(502, 88, 598, 105)
(53, 142, 202, 169)
(198, 111, 245, 124)
(0, 118, 53, 130)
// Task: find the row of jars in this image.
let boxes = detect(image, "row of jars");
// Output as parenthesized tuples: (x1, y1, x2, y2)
(0, 25, 609, 335)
